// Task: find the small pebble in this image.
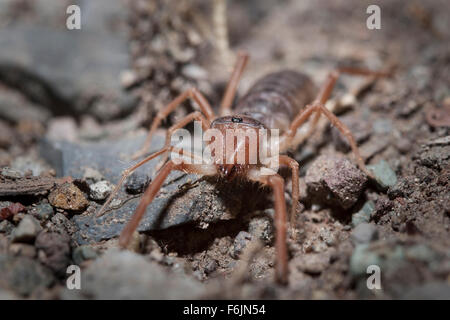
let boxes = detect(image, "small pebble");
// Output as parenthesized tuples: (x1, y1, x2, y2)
(367, 160, 398, 190)
(360, 136, 390, 160)
(305, 155, 368, 209)
(110, 198, 122, 208)
(248, 215, 273, 245)
(340, 93, 357, 109)
(0, 202, 26, 221)
(35, 232, 71, 275)
(82, 167, 105, 185)
(394, 137, 412, 154)
(310, 212, 323, 223)
(47, 212, 77, 235)
(120, 69, 138, 88)
(125, 171, 151, 194)
(48, 182, 89, 211)
(11, 216, 42, 243)
(181, 64, 208, 80)
(352, 201, 375, 227)
(72, 246, 99, 265)
(230, 231, 252, 259)
(32, 203, 54, 220)
(89, 180, 114, 201)
(1, 167, 23, 179)
(351, 223, 379, 244)
(204, 260, 218, 275)
(0, 220, 14, 234)
(319, 227, 337, 247)
(349, 244, 381, 277)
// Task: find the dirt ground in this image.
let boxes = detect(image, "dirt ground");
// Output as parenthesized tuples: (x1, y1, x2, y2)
(0, 0, 449, 299)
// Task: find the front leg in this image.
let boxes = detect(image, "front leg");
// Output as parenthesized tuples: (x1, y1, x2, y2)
(279, 155, 300, 227)
(132, 88, 215, 160)
(155, 111, 210, 172)
(249, 169, 289, 285)
(119, 161, 217, 248)
(97, 146, 204, 218)
(281, 67, 389, 177)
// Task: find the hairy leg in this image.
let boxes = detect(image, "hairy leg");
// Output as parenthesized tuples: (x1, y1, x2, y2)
(219, 51, 249, 116)
(132, 88, 215, 160)
(317, 67, 390, 106)
(291, 109, 321, 147)
(249, 170, 289, 285)
(119, 161, 217, 247)
(315, 102, 371, 177)
(281, 67, 389, 175)
(97, 147, 170, 217)
(282, 102, 372, 177)
(96, 146, 203, 217)
(279, 155, 300, 227)
(279, 104, 317, 152)
(155, 111, 210, 172)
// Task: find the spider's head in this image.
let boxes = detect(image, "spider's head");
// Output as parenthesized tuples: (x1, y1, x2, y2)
(207, 115, 266, 180)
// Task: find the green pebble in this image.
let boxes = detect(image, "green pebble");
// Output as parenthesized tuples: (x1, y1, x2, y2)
(73, 246, 99, 265)
(367, 160, 397, 190)
(35, 203, 54, 220)
(352, 200, 375, 227)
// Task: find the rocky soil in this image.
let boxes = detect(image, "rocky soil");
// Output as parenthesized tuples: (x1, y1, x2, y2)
(0, 0, 449, 299)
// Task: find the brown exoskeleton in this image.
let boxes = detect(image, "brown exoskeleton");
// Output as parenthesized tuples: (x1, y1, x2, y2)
(97, 51, 389, 284)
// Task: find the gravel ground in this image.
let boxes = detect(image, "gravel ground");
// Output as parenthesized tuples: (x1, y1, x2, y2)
(0, 0, 449, 299)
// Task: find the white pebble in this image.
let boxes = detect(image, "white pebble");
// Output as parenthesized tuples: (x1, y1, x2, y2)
(90, 180, 114, 201)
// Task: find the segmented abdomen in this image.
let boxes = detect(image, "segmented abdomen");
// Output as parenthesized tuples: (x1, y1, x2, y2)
(235, 70, 317, 131)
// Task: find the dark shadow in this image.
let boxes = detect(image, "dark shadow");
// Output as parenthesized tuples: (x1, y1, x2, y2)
(146, 175, 271, 255)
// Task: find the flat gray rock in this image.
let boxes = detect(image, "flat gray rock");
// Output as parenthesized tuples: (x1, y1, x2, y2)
(39, 133, 163, 181)
(40, 133, 243, 244)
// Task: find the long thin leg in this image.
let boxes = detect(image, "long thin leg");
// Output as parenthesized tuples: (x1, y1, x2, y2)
(282, 67, 389, 175)
(279, 155, 299, 227)
(96, 146, 203, 217)
(219, 51, 249, 116)
(316, 67, 389, 106)
(249, 170, 288, 284)
(119, 161, 218, 248)
(285, 67, 390, 141)
(97, 147, 170, 217)
(283, 102, 372, 177)
(155, 111, 210, 172)
(119, 160, 177, 247)
(291, 109, 321, 147)
(132, 88, 215, 160)
(316, 102, 371, 177)
(279, 103, 317, 152)
(269, 174, 289, 285)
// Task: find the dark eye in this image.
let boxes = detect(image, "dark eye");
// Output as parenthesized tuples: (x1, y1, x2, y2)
(232, 117, 243, 123)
